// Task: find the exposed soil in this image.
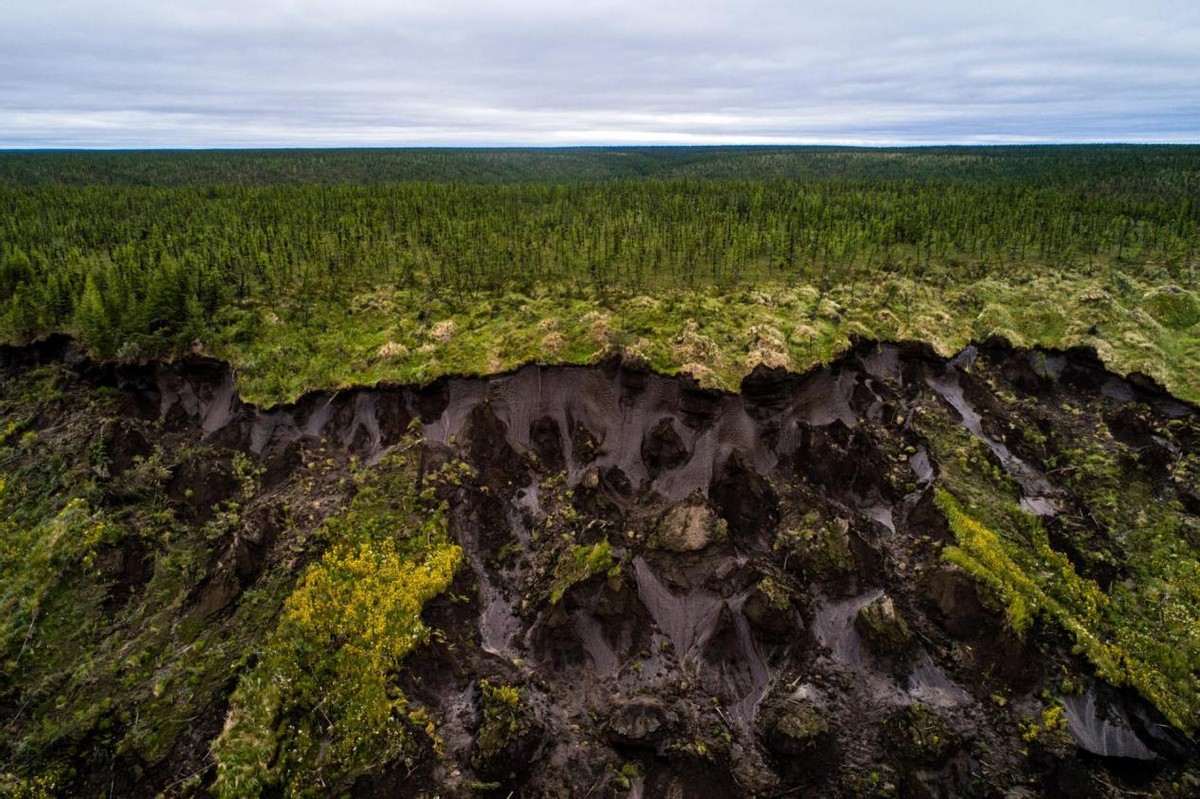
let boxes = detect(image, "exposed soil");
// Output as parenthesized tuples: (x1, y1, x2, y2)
(1, 335, 1198, 797)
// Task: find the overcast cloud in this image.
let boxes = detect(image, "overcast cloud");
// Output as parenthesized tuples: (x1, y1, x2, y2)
(2, 0, 1198, 147)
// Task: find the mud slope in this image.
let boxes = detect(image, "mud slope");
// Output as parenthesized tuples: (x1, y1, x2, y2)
(1, 336, 1198, 798)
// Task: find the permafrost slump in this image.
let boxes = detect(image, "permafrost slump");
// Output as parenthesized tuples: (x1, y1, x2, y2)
(2, 335, 1197, 797)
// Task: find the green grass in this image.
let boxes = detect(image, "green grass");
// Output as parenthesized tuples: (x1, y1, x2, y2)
(204, 272, 1200, 406)
(938, 490, 1200, 732)
(918, 386, 1200, 734)
(211, 445, 462, 798)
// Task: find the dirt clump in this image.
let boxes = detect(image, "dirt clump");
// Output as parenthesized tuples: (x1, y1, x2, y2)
(653, 493, 727, 552)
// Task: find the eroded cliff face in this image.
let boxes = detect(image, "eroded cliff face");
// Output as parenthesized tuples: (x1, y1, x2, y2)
(1, 337, 1198, 798)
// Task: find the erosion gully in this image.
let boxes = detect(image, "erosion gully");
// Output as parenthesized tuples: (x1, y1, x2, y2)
(2, 335, 1196, 798)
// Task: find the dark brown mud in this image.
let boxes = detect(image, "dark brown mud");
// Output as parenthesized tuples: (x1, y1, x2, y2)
(1, 335, 1198, 797)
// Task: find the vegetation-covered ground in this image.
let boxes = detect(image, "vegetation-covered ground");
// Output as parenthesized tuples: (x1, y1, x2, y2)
(0, 356, 461, 797)
(0, 148, 1198, 797)
(1, 146, 1198, 403)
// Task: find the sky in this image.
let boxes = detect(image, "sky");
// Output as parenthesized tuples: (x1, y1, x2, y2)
(1, 0, 1198, 148)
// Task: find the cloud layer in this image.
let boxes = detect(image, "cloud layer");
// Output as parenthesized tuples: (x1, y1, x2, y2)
(2, 1, 1198, 147)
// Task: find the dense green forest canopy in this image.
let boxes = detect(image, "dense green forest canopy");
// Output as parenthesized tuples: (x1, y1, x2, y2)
(2, 145, 1200, 188)
(1, 146, 1198, 401)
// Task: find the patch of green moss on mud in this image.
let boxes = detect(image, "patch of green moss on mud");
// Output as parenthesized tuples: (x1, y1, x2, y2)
(548, 540, 616, 604)
(774, 512, 855, 580)
(211, 443, 462, 799)
(1, 373, 464, 796)
(773, 702, 829, 746)
(471, 680, 534, 773)
(917, 383, 1200, 732)
(0, 375, 307, 790)
(882, 703, 955, 765)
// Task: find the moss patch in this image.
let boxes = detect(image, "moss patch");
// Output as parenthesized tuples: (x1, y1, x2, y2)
(212, 447, 462, 798)
(937, 490, 1199, 732)
(548, 540, 616, 604)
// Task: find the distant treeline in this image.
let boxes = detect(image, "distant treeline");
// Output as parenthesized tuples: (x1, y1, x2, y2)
(0, 147, 1197, 358)
(2, 145, 1200, 190)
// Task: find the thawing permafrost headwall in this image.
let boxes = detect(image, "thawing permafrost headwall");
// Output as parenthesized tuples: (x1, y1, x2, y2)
(2, 335, 1192, 518)
(3, 334, 1194, 784)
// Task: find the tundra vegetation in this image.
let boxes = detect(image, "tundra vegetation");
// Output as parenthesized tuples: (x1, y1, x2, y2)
(0, 147, 1198, 797)
(0, 146, 1198, 403)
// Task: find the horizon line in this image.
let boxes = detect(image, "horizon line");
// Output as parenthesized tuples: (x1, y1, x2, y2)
(2, 141, 1200, 154)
